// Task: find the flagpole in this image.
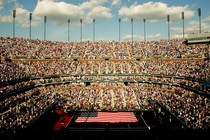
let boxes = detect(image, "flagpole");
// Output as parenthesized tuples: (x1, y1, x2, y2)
(182, 12, 184, 38)
(29, 13, 32, 39)
(167, 15, 170, 40)
(68, 19, 70, 42)
(13, 9, 16, 38)
(93, 19, 95, 41)
(80, 19, 82, 42)
(131, 18, 133, 43)
(143, 18, 146, 42)
(119, 18, 121, 41)
(44, 16, 47, 40)
(198, 8, 201, 33)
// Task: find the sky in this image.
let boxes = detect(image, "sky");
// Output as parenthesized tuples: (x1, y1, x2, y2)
(0, 0, 210, 42)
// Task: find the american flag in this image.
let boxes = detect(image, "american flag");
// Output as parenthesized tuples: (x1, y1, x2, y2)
(76, 112, 138, 123)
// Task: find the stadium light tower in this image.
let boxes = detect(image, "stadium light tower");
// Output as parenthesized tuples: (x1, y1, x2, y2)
(119, 18, 121, 41)
(80, 19, 82, 41)
(13, 9, 16, 38)
(93, 19, 95, 41)
(131, 18, 133, 43)
(143, 18, 146, 42)
(167, 15, 170, 40)
(198, 8, 201, 33)
(68, 19, 70, 42)
(182, 12, 184, 38)
(44, 16, 47, 40)
(29, 13, 32, 39)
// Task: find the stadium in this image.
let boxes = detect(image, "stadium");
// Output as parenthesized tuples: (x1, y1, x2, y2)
(0, 1, 210, 140)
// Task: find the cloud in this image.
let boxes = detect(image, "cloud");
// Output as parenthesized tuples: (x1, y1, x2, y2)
(15, 7, 40, 27)
(87, 6, 113, 19)
(0, 0, 17, 10)
(80, 0, 108, 9)
(0, 0, 3, 10)
(0, 0, 114, 27)
(111, 0, 121, 6)
(119, 1, 194, 23)
(0, 0, 40, 27)
(122, 33, 161, 41)
(7, 0, 16, 3)
(0, 7, 40, 28)
(0, 0, 13, 22)
(171, 20, 210, 38)
(0, 0, 16, 10)
(34, 0, 84, 24)
(0, 15, 12, 22)
(203, 16, 210, 22)
(171, 34, 187, 39)
(33, 0, 113, 25)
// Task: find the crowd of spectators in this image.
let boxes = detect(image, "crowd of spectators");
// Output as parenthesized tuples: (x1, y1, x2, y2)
(0, 36, 210, 132)
(1, 59, 210, 82)
(0, 86, 57, 131)
(1, 37, 210, 59)
(0, 80, 35, 96)
(0, 61, 30, 82)
(1, 82, 208, 130)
